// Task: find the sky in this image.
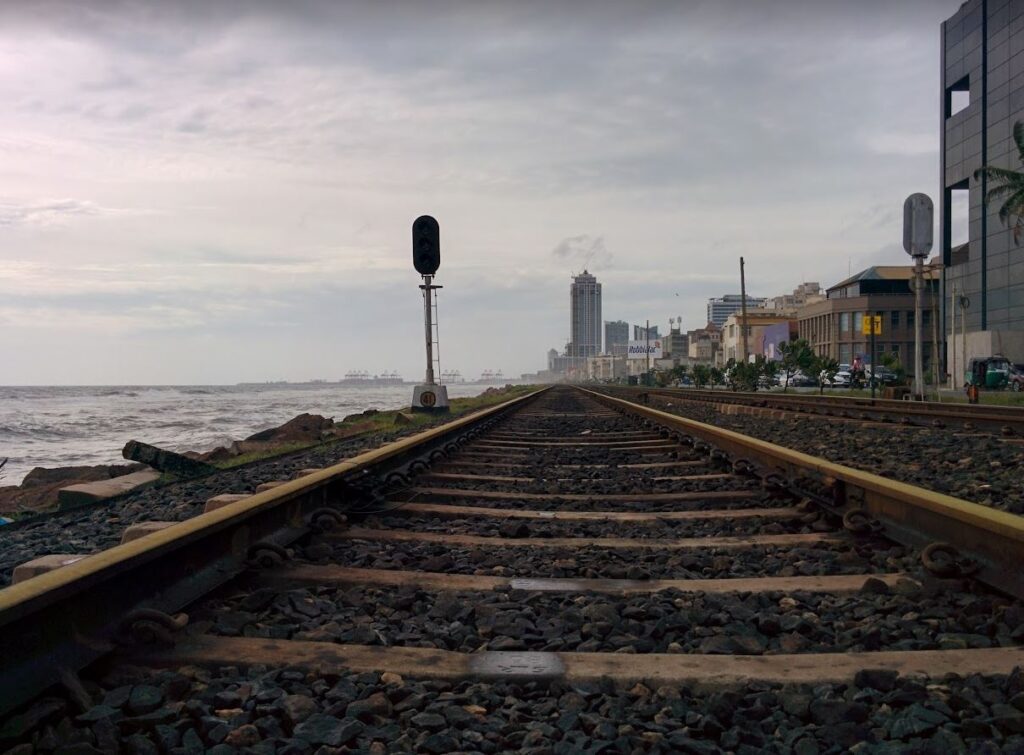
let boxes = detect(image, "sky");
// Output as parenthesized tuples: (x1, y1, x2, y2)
(0, 0, 964, 384)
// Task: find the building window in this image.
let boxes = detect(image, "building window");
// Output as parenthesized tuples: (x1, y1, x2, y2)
(950, 184, 966, 248)
(906, 311, 914, 329)
(891, 344, 900, 360)
(853, 312, 864, 334)
(839, 312, 850, 332)
(945, 74, 969, 118)
(922, 310, 931, 328)
(839, 344, 852, 365)
(890, 311, 899, 329)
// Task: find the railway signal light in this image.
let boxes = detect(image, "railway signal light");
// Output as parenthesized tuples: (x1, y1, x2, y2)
(412, 215, 440, 276)
(903, 193, 933, 400)
(903, 194, 934, 258)
(410, 214, 449, 413)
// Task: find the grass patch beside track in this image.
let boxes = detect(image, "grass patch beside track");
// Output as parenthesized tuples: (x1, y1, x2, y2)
(209, 384, 538, 471)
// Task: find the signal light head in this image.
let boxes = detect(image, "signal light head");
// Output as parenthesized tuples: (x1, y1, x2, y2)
(412, 215, 440, 275)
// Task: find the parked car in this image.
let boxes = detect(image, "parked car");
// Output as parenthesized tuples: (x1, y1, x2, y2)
(789, 371, 817, 388)
(1010, 363, 1024, 392)
(867, 367, 901, 388)
(825, 370, 851, 387)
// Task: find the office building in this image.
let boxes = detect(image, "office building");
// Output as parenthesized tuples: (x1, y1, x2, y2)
(768, 282, 825, 313)
(720, 311, 796, 365)
(706, 294, 768, 328)
(633, 324, 660, 341)
(586, 354, 627, 381)
(798, 266, 940, 370)
(604, 320, 629, 355)
(940, 0, 1024, 373)
(687, 323, 722, 363)
(663, 325, 689, 359)
(568, 270, 602, 358)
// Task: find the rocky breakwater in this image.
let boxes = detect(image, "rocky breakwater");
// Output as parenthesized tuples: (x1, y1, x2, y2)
(0, 464, 148, 516)
(0, 410, 382, 517)
(194, 413, 358, 462)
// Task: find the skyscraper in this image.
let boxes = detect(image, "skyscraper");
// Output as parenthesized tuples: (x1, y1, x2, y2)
(569, 270, 602, 358)
(940, 0, 1024, 377)
(604, 320, 629, 355)
(706, 294, 767, 328)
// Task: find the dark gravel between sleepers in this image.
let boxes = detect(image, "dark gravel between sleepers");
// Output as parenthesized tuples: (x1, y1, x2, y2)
(410, 472, 758, 496)
(451, 450, 698, 467)
(429, 460, 724, 480)
(6, 661, 1024, 753)
(646, 395, 1024, 515)
(316, 536, 916, 579)
(357, 512, 817, 539)
(387, 491, 787, 512)
(0, 419, 466, 588)
(193, 581, 1022, 657)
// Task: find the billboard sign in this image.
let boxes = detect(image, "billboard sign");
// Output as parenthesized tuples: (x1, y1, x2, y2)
(627, 339, 662, 360)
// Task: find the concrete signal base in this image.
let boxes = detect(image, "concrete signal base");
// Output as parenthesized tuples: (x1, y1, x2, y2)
(411, 384, 450, 413)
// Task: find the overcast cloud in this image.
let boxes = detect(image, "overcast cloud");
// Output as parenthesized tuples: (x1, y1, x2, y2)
(0, 0, 961, 384)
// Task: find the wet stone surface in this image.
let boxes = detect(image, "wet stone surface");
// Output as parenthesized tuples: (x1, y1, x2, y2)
(317, 536, 916, 579)
(6, 664, 1024, 753)
(358, 512, 817, 539)
(192, 582, 1023, 656)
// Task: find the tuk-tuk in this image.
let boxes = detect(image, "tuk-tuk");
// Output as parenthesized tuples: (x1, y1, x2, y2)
(965, 356, 1012, 391)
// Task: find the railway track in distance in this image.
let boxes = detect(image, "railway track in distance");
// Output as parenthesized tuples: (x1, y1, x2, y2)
(2, 385, 1024, 752)
(626, 386, 1024, 437)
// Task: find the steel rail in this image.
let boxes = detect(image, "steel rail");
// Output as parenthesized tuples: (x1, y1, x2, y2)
(585, 388, 1024, 601)
(0, 387, 547, 717)
(618, 386, 1024, 433)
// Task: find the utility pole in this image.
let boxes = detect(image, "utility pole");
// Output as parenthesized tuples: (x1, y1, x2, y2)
(930, 266, 941, 401)
(739, 257, 749, 364)
(646, 318, 651, 386)
(950, 283, 957, 390)
(960, 294, 969, 390)
(870, 312, 877, 401)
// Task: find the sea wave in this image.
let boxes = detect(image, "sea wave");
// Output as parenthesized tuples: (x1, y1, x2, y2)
(0, 382, 487, 485)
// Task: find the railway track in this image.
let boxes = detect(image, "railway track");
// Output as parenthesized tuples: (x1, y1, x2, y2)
(2, 386, 1024, 752)
(627, 386, 1024, 436)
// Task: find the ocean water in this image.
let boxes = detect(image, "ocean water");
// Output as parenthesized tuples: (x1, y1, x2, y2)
(0, 383, 493, 486)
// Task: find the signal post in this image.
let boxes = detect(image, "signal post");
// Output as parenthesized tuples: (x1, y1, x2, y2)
(411, 215, 450, 413)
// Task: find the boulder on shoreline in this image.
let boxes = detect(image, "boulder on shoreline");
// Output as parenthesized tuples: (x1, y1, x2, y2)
(245, 413, 337, 444)
(0, 463, 147, 514)
(123, 439, 216, 477)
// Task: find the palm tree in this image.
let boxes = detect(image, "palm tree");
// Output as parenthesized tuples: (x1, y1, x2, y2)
(974, 120, 1024, 244)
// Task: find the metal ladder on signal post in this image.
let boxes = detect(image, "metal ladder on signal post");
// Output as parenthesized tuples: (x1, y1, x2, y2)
(429, 290, 442, 384)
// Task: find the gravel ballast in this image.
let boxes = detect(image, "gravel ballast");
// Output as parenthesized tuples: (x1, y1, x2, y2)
(643, 394, 1024, 514)
(319, 537, 916, 580)
(192, 581, 1023, 656)
(6, 663, 1024, 753)
(358, 512, 816, 539)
